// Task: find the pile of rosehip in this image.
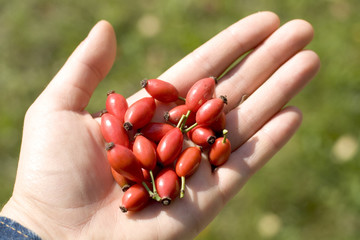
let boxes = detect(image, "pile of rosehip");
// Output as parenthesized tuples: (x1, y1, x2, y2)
(100, 77, 231, 213)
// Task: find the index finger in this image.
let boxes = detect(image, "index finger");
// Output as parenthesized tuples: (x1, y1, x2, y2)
(127, 11, 280, 103)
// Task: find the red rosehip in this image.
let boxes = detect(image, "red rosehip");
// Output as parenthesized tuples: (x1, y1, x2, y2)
(111, 168, 132, 192)
(101, 113, 130, 148)
(195, 96, 227, 126)
(156, 127, 184, 166)
(140, 122, 175, 143)
(133, 134, 157, 171)
(187, 126, 216, 147)
(185, 77, 216, 112)
(209, 130, 231, 166)
(141, 78, 180, 102)
(106, 91, 128, 121)
(106, 142, 144, 183)
(164, 104, 196, 126)
(123, 97, 156, 131)
(155, 168, 180, 205)
(120, 183, 150, 213)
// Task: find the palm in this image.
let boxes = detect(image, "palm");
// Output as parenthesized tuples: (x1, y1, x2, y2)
(18, 102, 223, 239)
(1, 12, 320, 240)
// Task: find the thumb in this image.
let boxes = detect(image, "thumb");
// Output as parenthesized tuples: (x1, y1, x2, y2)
(38, 20, 117, 111)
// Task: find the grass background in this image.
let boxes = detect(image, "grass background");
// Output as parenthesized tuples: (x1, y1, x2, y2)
(0, 0, 359, 239)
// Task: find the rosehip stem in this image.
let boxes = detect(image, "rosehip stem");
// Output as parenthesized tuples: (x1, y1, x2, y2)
(184, 122, 198, 133)
(142, 182, 154, 201)
(178, 96, 186, 102)
(180, 110, 192, 130)
(176, 114, 186, 129)
(222, 129, 228, 144)
(149, 170, 161, 201)
(180, 176, 186, 198)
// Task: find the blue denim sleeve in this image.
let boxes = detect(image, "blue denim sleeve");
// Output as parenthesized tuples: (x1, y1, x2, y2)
(0, 216, 41, 240)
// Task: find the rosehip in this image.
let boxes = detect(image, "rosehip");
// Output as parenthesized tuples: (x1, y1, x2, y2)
(185, 77, 216, 112)
(123, 97, 156, 131)
(142, 165, 161, 182)
(133, 134, 159, 196)
(187, 126, 216, 147)
(141, 78, 180, 102)
(111, 168, 132, 192)
(164, 104, 196, 126)
(210, 111, 226, 134)
(106, 142, 144, 183)
(195, 96, 227, 126)
(120, 183, 150, 213)
(155, 168, 180, 205)
(101, 113, 130, 148)
(106, 90, 128, 121)
(132, 134, 157, 171)
(175, 147, 202, 198)
(156, 127, 184, 166)
(140, 122, 175, 143)
(209, 129, 231, 166)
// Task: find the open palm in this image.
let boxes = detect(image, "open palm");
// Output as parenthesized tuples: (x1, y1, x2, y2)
(1, 12, 320, 240)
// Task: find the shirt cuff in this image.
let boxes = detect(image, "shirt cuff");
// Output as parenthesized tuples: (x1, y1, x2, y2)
(0, 216, 41, 240)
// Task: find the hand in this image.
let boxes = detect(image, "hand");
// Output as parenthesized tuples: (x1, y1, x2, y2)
(0, 12, 320, 240)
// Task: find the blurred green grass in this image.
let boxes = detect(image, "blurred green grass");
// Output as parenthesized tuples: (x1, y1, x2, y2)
(0, 0, 359, 239)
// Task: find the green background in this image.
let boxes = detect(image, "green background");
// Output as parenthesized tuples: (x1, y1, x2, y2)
(1, 0, 359, 239)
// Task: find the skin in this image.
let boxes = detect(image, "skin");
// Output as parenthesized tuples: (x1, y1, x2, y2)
(0, 11, 320, 240)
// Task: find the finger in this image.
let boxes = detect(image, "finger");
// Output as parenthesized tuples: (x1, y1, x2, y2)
(38, 20, 117, 111)
(216, 19, 315, 112)
(226, 50, 320, 148)
(215, 106, 303, 203)
(127, 11, 280, 103)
